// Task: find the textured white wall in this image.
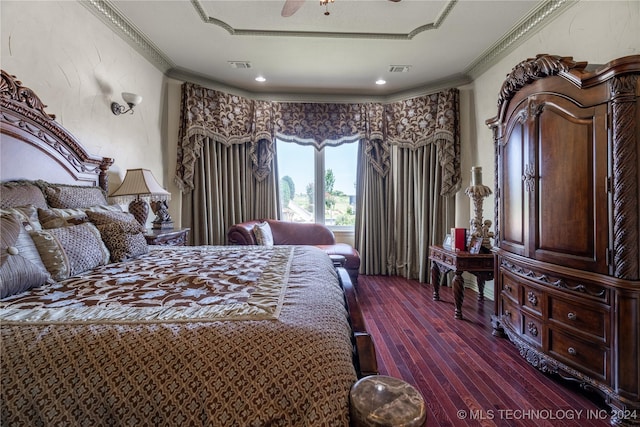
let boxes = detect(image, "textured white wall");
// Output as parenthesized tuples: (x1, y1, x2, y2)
(1, 0, 167, 224)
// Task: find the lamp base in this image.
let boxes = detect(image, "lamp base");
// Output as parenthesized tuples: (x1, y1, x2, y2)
(128, 199, 149, 227)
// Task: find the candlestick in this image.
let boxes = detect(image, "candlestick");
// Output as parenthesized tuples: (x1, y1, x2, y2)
(465, 166, 493, 248)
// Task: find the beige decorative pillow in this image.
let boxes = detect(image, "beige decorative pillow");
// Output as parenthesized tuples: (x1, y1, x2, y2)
(42, 207, 89, 224)
(253, 222, 274, 246)
(85, 210, 143, 229)
(85, 204, 123, 214)
(86, 211, 148, 262)
(0, 214, 50, 298)
(30, 223, 111, 281)
(38, 208, 71, 229)
(38, 205, 122, 229)
(0, 205, 43, 231)
(0, 181, 48, 210)
(43, 184, 108, 209)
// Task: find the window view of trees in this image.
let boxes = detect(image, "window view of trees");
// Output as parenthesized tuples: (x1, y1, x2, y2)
(277, 141, 357, 227)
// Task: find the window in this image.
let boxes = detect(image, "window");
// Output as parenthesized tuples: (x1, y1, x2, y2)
(277, 140, 357, 229)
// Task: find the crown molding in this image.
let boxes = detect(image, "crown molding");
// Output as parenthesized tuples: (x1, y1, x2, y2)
(83, 0, 576, 101)
(80, 0, 174, 73)
(465, 0, 577, 80)
(190, 0, 458, 40)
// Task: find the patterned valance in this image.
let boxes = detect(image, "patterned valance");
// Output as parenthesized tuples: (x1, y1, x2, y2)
(273, 102, 367, 148)
(176, 82, 460, 196)
(386, 89, 461, 195)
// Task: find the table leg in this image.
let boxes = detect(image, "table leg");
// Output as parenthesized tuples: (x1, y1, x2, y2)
(476, 275, 485, 301)
(430, 262, 441, 301)
(452, 271, 465, 319)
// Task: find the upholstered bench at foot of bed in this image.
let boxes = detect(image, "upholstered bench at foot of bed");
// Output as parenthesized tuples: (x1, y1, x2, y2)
(227, 219, 361, 283)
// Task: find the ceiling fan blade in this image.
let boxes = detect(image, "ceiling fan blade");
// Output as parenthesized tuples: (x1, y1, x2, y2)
(282, 0, 305, 17)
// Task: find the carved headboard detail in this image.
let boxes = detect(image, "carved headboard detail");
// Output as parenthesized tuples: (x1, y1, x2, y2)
(0, 70, 113, 191)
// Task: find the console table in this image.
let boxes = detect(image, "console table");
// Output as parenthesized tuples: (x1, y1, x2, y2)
(428, 245, 494, 319)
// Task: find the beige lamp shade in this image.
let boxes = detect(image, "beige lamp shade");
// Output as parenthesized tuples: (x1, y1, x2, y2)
(110, 169, 170, 200)
(110, 169, 170, 226)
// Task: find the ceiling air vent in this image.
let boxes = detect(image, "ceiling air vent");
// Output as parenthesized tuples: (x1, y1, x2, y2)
(388, 65, 411, 73)
(228, 61, 252, 69)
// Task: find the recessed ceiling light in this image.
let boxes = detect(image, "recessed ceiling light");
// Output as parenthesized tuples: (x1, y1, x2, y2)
(255, 76, 266, 82)
(375, 79, 386, 85)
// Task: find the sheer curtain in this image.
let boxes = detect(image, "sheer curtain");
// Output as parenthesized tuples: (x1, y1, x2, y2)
(175, 82, 460, 280)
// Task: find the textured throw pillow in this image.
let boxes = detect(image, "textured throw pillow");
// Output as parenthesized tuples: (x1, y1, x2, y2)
(85, 204, 123, 214)
(43, 184, 108, 209)
(0, 214, 50, 298)
(253, 222, 274, 246)
(30, 222, 111, 281)
(38, 208, 72, 229)
(41, 207, 89, 225)
(0, 181, 48, 210)
(0, 205, 43, 231)
(86, 210, 148, 262)
(38, 205, 122, 229)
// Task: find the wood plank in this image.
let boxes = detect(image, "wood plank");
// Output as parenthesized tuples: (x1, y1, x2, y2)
(356, 275, 611, 427)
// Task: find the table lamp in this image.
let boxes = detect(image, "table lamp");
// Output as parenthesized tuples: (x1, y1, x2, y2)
(110, 168, 171, 227)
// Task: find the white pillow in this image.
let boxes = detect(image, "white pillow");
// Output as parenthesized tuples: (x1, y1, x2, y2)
(253, 222, 274, 246)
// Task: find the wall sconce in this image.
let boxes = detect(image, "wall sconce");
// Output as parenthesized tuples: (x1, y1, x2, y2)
(111, 92, 142, 115)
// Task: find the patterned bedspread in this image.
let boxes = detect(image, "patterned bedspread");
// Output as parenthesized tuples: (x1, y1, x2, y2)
(1, 245, 356, 426)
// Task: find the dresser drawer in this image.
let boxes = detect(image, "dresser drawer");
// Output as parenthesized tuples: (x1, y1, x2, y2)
(548, 328, 608, 381)
(500, 273, 519, 303)
(500, 297, 521, 333)
(521, 312, 543, 347)
(521, 283, 543, 316)
(548, 296, 608, 341)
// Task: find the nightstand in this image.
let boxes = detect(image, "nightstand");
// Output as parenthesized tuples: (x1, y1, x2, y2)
(144, 228, 190, 246)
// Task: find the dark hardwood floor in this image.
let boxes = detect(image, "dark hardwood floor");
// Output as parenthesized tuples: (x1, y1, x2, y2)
(356, 275, 611, 427)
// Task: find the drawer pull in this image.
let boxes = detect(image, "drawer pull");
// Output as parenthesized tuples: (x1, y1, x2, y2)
(504, 285, 512, 292)
(567, 312, 577, 321)
(504, 310, 511, 317)
(568, 347, 577, 356)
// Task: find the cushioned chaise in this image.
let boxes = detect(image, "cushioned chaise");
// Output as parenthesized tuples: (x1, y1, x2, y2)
(227, 219, 360, 283)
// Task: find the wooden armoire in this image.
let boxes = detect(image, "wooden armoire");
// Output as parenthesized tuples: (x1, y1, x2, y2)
(487, 54, 640, 425)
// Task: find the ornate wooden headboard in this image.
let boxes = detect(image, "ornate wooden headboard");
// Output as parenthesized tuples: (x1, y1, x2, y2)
(0, 70, 113, 191)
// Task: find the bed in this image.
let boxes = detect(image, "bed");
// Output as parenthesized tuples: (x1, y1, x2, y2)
(0, 69, 377, 426)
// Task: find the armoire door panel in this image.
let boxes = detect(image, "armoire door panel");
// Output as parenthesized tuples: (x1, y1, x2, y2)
(500, 119, 526, 255)
(531, 99, 608, 273)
